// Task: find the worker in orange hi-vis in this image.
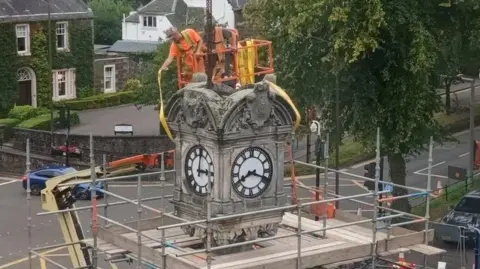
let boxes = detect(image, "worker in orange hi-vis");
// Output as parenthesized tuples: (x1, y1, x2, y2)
(159, 27, 205, 83)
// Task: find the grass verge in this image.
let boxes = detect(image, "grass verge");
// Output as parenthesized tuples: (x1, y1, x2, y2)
(411, 174, 480, 221)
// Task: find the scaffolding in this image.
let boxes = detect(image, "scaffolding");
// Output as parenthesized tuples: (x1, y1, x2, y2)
(23, 128, 446, 269)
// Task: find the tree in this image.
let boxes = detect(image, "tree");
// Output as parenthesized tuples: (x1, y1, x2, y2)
(133, 43, 178, 108)
(434, 0, 480, 114)
(245, 0, 454, 212)
(89, 0, 132, 45)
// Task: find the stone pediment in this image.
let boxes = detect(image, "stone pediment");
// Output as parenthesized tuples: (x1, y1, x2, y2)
(165, 81, 297, 135)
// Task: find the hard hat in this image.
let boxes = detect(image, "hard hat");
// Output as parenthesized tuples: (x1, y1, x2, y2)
(165, 27, 178, 38)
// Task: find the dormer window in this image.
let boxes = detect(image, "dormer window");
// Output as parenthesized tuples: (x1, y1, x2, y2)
(143, 16, 157, 28)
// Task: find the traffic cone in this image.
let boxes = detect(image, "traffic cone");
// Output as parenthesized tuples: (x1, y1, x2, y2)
(435, 180, 443, 196)
(357, 207, 362, 216)
(397, 252, 406, 269)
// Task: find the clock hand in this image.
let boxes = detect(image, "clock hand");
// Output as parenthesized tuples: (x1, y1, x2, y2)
(240, 170, 257, 181)
(252, 171, 269, 181)
(197, 150, 202, 176)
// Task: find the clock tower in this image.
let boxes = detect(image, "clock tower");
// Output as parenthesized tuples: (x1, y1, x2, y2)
(165, 77, 297, 248)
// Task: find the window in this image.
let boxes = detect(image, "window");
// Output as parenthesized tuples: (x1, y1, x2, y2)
(455, 197, 480, 214)
(104, 65, 116, 92)
(16, 24, 30, 55)
(143, 16, 157, 28)
(52, 69, 76, 101)
(35, 170, 57, 178)
(56, 22, 69, 50)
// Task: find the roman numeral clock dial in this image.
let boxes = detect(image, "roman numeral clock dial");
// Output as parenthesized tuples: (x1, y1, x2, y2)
(231, 147, 273, 198)
(184, 145, 214, 196)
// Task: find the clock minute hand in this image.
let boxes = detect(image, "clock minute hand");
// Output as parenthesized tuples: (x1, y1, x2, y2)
(252, 171, 269, 180)
(240, 170, 255, 181)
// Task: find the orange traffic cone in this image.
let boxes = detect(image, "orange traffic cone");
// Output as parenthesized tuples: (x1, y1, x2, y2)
(396, 252, 407, 269)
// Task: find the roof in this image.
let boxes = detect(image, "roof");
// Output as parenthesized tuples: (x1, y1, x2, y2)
(107, 40, 160, 54)
(125, 0, 205, 30)
(227, 0, 247, 10)
(0, 0, 93, 23)
(125, 0, 176, 23)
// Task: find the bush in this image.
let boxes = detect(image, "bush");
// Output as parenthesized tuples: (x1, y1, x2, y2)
(17, 111, 80, 130)
(0, 118, 21, 127)
(123, 79, 141, 92)
(56, 91, 135, 110)
(8, 105, 48, 120)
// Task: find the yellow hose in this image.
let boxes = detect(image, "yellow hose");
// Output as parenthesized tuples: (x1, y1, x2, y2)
(158, 70, 174, 141)
(265, 81, 301, 130)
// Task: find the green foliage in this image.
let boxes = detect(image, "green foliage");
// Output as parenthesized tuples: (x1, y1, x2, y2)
(89, 0, 132, 45)
(17, 111, 79, 130)
(0, 118, 22, 127)
(0, 24, 19, 116)
(29, 26, 51, 107)
(124, 79, 141, 92)
(8, 105, 48, 120)
(57, 91, 135, 110)
(134, 43, 178, 106)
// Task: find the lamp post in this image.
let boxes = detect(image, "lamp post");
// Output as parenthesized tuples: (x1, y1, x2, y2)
(310, 120, 323, 221)
(457, 74, 476, 182)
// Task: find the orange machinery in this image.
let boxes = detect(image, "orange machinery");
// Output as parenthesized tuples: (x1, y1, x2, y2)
(175, 28, 275, 88)
(105, 150, 175, 171)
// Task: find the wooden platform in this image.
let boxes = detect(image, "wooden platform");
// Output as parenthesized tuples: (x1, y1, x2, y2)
(82, 212, 443, 269)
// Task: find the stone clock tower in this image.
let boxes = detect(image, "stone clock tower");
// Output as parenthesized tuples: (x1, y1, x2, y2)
(165, 77, 297, 247)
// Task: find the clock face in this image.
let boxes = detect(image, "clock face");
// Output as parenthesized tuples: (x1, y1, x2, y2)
(231, 147, 273, 198)
(184, 145, 214, 196)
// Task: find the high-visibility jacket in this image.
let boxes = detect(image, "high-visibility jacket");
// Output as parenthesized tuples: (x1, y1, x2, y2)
(173, 30, 203, 74)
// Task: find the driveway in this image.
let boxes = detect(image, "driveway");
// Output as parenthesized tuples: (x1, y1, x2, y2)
(68, 105, 159, 136)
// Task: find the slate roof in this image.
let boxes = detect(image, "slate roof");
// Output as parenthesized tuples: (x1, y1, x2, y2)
(107, 40, 160, 54)
(125, 0, 205, 30)
(0, 0, 93, 23)
(227, 0, 248, 11)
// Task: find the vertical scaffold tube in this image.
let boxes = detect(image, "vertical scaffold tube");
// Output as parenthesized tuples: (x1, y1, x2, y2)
(26, 139, 32, 269)
(103, 154, 108, 226)
(371, 128, 381, 269)
(206, 170, 212, 269)
(296, 200, 302, 269)
(424, 136, 433, 267)
(137, 175, 143, 268)
(89, 133, 98, 268)
(322, 133, 330, 238)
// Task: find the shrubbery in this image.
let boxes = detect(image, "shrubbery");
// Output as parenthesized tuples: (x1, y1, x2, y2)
(56, 91, 134, 111)
(16, 111, 80, 131)
(0, 118, 22, 127)
(8, 105, 48, 120)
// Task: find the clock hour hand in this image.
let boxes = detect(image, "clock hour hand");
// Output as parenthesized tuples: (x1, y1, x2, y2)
(197, 169, 214, 177)
(240, 169, 257, 181)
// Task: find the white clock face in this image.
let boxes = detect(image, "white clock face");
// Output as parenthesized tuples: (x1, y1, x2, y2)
(184, 145, 214, 196)
(231, 147, 273, 198)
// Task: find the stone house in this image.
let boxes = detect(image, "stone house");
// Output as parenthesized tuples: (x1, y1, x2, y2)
(0, 0, 94, 110)
(93, 45, 134, 94)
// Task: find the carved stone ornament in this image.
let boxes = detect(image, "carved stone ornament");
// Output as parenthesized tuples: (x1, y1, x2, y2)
(178, 91, 213, 130)
(180, 223, 279, 247)
(228, 82, 282, 132)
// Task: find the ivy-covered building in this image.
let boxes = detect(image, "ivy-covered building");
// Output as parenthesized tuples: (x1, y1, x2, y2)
(0, 0, 94, 113)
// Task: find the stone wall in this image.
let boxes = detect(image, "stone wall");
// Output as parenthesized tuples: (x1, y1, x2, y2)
(9, 128, 174, 164)
(93, 56, 133, 93)
(0, 148, 89, 173)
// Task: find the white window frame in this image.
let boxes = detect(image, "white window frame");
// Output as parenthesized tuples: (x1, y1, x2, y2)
(15, 24, 30, 56)
(104, 65, 116, 93)
(142, 16, 157, 28)
(52, 69, 76, 101)
(55, 21, 69, 51)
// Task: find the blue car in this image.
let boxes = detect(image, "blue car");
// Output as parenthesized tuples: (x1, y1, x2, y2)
(21, 165, 104, 200)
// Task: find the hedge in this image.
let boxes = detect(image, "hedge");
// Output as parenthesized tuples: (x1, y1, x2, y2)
(56, 91, 135, 111)
(8, 105, 49, 121)
(17, 112, 80, 131)
(0, 118, 22, 127)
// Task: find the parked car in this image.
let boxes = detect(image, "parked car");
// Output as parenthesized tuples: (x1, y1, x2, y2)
(21, 165, 103, 200)
(435, 190, 480, 243)
(50, 143, 82, 158)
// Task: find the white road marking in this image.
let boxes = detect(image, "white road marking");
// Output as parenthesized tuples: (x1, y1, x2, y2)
(459, 152, 469, 158)
(0, 180, 17, 186)
(352, 180, 369, 191)
(414, 172, 448, 179)
(413, 161, 446, 174)
(0, 177, 19, 182)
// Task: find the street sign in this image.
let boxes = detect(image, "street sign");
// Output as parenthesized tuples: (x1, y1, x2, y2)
(448, 166, 466, 181)
(383, 183, 393, 192)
